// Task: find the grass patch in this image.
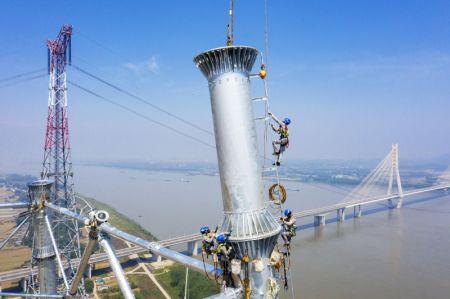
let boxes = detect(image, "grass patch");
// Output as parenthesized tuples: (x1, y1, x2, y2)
(157, 264, 219, 298)
(128, 275, 166, 299)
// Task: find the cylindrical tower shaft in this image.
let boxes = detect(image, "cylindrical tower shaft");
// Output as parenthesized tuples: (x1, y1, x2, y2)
(29, 181, 57, 298)
(194, 46, 281, 298)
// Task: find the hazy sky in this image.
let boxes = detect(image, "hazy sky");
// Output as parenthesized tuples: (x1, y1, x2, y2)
(0, 0, 449, 174)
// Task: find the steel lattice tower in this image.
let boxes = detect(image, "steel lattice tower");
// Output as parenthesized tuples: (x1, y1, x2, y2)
(40, 25, 81, 285)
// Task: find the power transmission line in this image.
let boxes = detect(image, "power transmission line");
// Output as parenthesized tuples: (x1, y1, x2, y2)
(70, 65, 214, 136)
(0, 73, 47, 89)
(0, 68, 46, 83)
(68, 80, 216, 149)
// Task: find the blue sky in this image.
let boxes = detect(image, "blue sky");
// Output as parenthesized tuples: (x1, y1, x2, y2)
(0, 0, 449, 173)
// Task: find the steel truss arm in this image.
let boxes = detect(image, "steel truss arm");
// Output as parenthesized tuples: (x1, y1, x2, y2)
(46, 202, 88, 223)
(0, 202, 30, 209)
(98, 234, 135, 299)
(0, 215, 29, 250)
(44, 214, 70, 292)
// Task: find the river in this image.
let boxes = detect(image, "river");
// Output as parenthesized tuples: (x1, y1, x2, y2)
(74, 165, 450, 299)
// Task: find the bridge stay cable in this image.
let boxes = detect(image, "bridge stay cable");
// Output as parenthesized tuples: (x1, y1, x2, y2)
(341, 144, 404, 208)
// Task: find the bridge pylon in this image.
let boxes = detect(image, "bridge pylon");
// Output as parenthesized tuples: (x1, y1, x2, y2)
(388, 144, 404, 208)
(343, 144, 404, 209)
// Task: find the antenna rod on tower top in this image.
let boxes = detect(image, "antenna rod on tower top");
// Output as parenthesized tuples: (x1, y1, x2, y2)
(227, 0, 234, 46)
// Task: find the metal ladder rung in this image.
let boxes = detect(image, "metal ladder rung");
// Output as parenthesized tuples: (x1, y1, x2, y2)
(263, 167, 277, 172)
(255, 116, 269, 121)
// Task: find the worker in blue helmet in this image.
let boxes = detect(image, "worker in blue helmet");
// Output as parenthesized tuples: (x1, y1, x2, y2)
(200, 226, 216, 256)
(280, 209, 296, 246)
(268, 112, 291, 166)
(215, 232, 233, 261)
(214, 232, 235, 286)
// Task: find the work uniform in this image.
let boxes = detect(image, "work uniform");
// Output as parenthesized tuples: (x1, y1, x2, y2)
(281, 215, 296, 245)
(270, 113, 289, 165)
(216, 242, 236, 287)
(202, 231, 215, 255)
(217, 242, 234, 261)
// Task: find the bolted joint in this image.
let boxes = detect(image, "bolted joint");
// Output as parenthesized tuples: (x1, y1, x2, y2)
(86, 209, 110, 229)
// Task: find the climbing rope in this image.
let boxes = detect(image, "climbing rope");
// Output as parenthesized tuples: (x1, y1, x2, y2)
(269, 183, 287, 204)
(227, 0, 234, 46)
(201, 252, 209, 280)
(264, 0, 269, 71)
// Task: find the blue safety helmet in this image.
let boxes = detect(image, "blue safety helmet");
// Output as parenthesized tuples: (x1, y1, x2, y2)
(284, 209, 292, 217)
(217, 234, 226, 243)
(283, 118, 291, 125)
(200, 226, 209, 234)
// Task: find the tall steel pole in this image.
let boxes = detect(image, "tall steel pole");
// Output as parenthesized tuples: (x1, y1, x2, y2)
(28, 181, 57, 298)
(194, 46, 281, 298)
(41, 25, 81, 289)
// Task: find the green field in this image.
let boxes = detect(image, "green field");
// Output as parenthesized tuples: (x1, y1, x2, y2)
(156, 264, 219, 298)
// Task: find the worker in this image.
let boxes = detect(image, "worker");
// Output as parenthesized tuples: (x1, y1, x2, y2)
(216, 233, 234, 261)
(268, 112, 291, 166)
(215, 233, 235, 286)
(280, 209, 296, 246)
(200, 226, 215, 256)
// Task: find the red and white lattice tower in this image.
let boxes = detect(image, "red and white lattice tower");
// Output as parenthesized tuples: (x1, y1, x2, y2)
(41, 25, 81, 279)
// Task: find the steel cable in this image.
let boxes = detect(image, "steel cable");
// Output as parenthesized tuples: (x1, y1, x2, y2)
(68, 80, 216, 149)
(70, 65, 214, 136)
(0, 73, 47, 89)
(0, 68, 46, 83)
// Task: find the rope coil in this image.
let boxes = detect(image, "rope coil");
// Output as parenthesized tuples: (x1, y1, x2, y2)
(269, 183, 287, 204)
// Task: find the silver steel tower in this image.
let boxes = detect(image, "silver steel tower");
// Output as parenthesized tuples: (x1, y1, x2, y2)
(194, 46, 281, 298)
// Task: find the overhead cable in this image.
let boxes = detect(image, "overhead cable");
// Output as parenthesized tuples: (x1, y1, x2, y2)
(0, 73, 47, 89)
(68, 81, 216, 149)
(70, 65, 214, 136)
(0, 68, 46, 83)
